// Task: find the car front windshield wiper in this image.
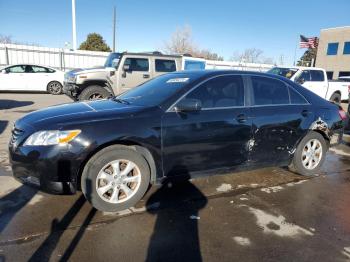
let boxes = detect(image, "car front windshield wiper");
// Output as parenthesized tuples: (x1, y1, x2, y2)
(111, 97, 130, 105)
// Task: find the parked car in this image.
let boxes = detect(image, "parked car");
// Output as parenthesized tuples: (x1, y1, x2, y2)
(63, 52, 206, 101)
(267, 67, 350, 104)
(9, 70, 345, 212)
(0, 64, 64, 94)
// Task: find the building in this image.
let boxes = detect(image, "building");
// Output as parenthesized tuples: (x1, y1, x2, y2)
(315, 26, 350, 79)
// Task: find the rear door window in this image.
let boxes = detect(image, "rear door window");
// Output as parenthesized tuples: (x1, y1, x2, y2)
(251, 76, 290, 105)
(155, 59, 176, 72)
(32, 66, 49, 73)
(310, 70, 325, 81)
(124, 58, 149, 72)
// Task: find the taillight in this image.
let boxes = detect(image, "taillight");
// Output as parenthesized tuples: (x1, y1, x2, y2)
(339, 109, 347, 120)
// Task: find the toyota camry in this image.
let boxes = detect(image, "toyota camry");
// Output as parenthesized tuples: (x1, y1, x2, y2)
(9, 70, 345, 211)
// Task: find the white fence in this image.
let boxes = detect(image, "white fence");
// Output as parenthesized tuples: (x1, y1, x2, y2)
(206, 60, 274, 72)
(0, 43, 109, 71)
(0, 43, 275, 73)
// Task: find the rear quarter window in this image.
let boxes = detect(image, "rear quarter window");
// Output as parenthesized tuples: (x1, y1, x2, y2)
(155, 59, 176, 72)
(289, 86, 309, 104)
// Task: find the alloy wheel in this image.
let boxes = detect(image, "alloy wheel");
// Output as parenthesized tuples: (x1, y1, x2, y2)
(301, 139, 323, 170)
(48, 82, 62, 94)
(96, 159, 141, 204)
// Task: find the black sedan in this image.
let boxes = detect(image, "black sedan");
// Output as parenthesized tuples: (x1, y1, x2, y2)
(9, 70, 345, 212)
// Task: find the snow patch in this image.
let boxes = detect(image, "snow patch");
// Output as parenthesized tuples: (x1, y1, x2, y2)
(261, 186, 284, 193)
(27, 194, 44, 206)
(240, 197, 249, 201)
(216, 183, 232, 192)
(286, 180, 307, 187)
(330, 147, 350, 157)
(247, 207, 314, 238)
(233, 236, 251, 246)
(250, 183, 259, 188)
(342, 247, 350, 259)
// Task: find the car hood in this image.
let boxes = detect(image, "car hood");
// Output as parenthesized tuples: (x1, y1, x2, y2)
(68, 66, 107, 75)
(15, 99, 147, 131)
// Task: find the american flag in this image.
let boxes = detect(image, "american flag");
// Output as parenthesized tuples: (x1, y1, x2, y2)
(299, 35, 318, 49)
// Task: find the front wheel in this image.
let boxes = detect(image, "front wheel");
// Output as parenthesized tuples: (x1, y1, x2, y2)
(289, 131, 327, 176)
(81, 145, 150, 212)
(78, 85, 111, 101)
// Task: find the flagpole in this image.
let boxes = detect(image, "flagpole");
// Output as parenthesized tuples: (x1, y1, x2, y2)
(293, 35, 298, 66)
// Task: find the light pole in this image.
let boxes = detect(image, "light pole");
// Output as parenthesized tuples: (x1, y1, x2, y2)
(72, 0, 77, 50)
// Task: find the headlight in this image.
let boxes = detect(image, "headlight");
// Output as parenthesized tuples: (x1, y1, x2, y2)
(65, 74, 76, 83)
(23, 130, 81, 146)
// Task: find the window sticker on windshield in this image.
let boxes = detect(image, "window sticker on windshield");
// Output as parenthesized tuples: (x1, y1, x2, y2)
(166, 78, 189, 83)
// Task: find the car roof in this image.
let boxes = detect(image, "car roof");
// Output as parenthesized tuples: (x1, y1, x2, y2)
(5, 64, 59, 70)
(172, 69, 274, 78)
(272, 66, 324, 71)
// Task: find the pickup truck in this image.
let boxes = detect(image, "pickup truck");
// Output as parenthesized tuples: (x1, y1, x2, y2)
(267, 66, 350, 104)
(63, 52, 206, 101)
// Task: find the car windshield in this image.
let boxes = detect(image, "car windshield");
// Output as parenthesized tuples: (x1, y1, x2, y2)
(117, 73, 198, 106)
(267, 67, 298, 79)
(104, 53, 122, 68)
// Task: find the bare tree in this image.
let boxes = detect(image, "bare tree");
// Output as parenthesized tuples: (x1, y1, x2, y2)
(231, 48, 264, 63)
(163, 25, 223, 60)
(231, 48, 274, 64)
(0, 34, 13, 44)
(163, 25, 197, 55)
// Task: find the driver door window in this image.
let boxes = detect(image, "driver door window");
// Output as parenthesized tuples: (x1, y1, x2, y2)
(2, 65, 27, 90)
(119, 58, 150, 93)
(297, 70, 311, 83)
(185, 75, 245, 108)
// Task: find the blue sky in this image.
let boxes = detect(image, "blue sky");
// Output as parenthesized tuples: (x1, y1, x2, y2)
(0, 0, 349, 65)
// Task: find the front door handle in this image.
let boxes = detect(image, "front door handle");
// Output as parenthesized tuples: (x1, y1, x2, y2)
(143, 74, 150, 79)
(236, 114, 247, 123)
(301, 110, 310, 117)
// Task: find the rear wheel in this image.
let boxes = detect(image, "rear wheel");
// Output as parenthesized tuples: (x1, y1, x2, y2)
(47, 81, 63, 95)
(81, 145, 150, 212)
(78, 85, 111, 101)
(330, 93, 341, 104)
(289, 131, 327, 176)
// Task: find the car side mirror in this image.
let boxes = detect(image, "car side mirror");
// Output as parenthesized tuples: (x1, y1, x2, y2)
(123, 64, 131, 72)
(296, 77, 305, 85)
(1, 69, 7, 74)
(174, 98, 202, 113)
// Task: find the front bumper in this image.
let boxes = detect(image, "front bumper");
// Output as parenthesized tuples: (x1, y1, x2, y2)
(63, 82, 79, 101)
(9, 142, 85, 194)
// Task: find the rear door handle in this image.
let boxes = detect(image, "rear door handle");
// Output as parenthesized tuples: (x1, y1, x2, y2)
(143, 74, 150, 79)
(236, 113, 247, 123)
(301, 110, 310, 117)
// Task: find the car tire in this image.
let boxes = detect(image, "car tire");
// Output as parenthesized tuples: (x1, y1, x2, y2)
(81, 145, 151, 212)
(47, 81, 63, 95)
(78, 85, 111, 101)
(330, 93, 341, 104)
(289, 131, 327, 176)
